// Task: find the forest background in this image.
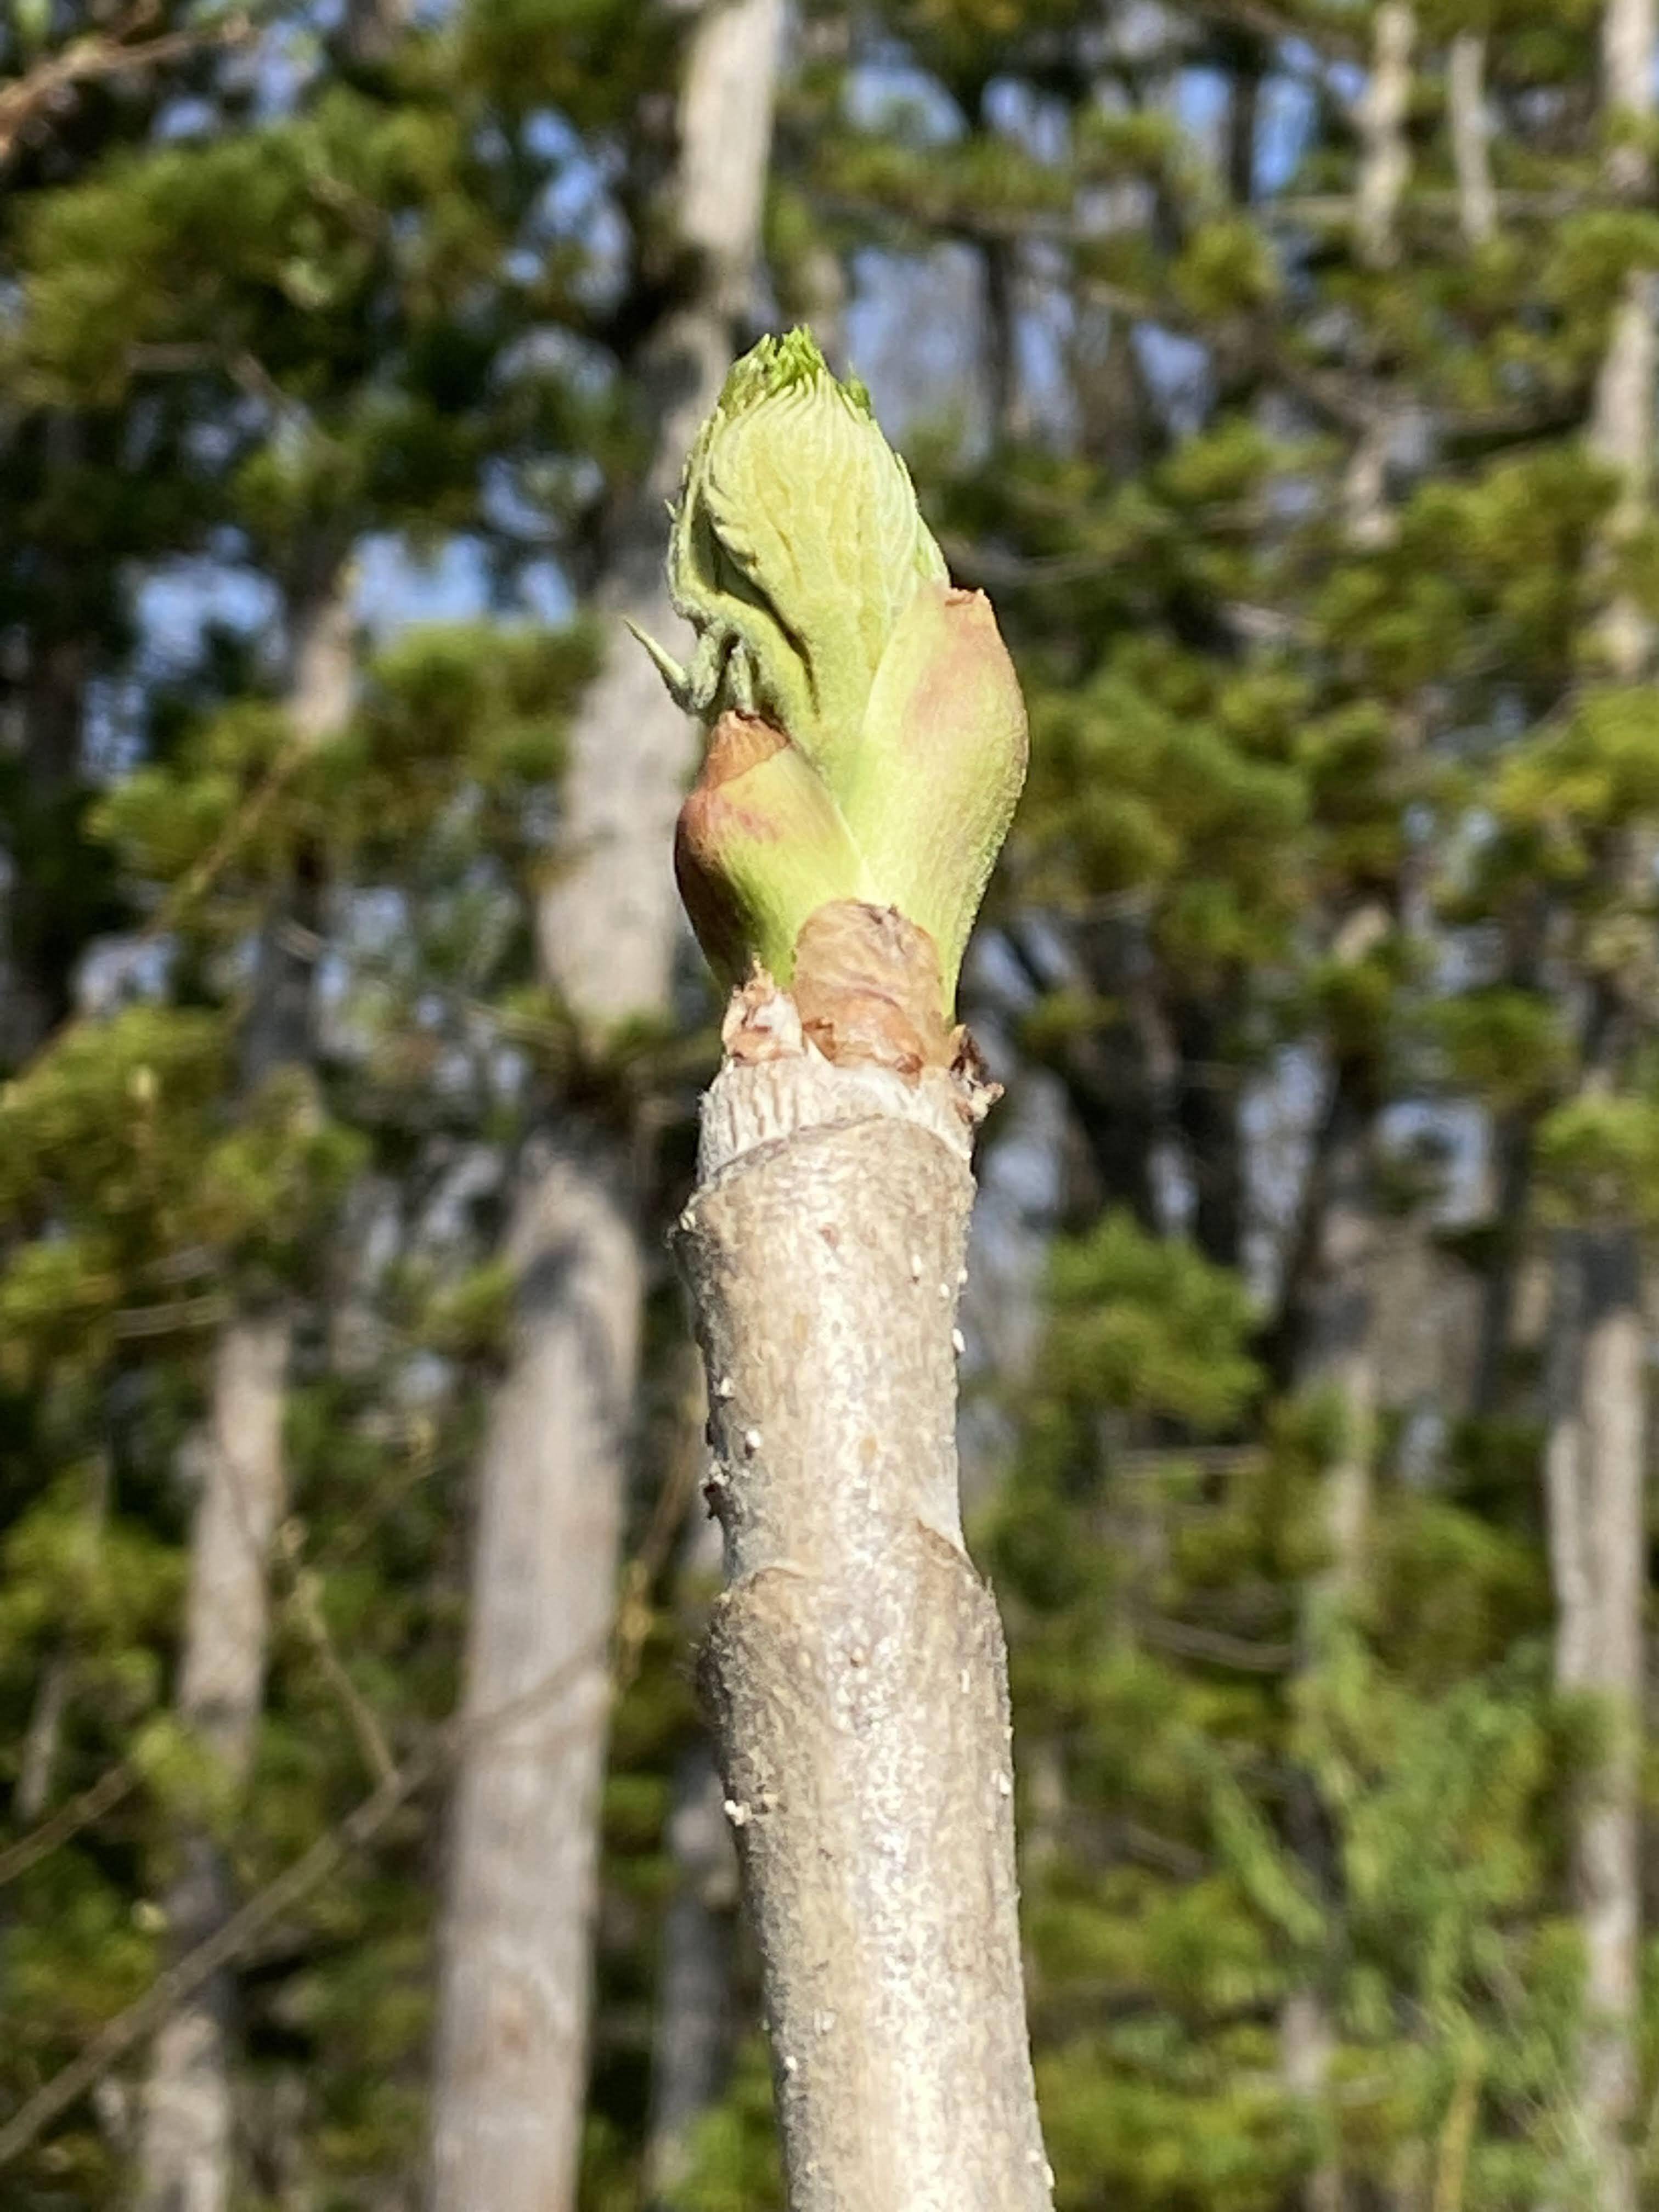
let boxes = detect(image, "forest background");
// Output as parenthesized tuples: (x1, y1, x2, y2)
(4, 1, 1659, 2208)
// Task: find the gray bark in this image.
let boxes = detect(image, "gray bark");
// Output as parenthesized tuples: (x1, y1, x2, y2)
(1302, 1107, 1378, 1601)
(1353, 3, 1414, 272)
(1588, 0, 1656, 692)
(137, 1316, 291, 2212)
(1593, 0, 1655, 561)
(643, 1744, 738, 2203)
(1344, 3, 1415, 549)
(427, 1138, 642, 2210)
(1447, 32, 1496, 247)
(1545, 1232, 1644, 2212)
(1280, 1992, 1340, 2212)
(136, 573, 351, 2212)
(644, 1513, 739, 2208)
(1604, 0, 1656, 198)
(427, 7, 783, 2208)
(1282, 9, 1412, 2135)
(1588, 228, 1655, 682)
(676, 1015, 1052, 2212)
(1345, 4, 1424, 553)
(1541, 10, 1656, 2205)
(1280, 1080, 1378, 2212)
(531, 0, 785, 1024)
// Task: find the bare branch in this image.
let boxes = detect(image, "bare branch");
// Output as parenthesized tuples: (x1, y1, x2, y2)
(1137, 1615, 1296, 1674)
(0, 7, 250, 166)
(277, 1525, 397, 1788)
(0, 1762, 136, 1891)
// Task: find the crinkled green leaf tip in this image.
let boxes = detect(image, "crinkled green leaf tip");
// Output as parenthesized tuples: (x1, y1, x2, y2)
(637, 325, 947, 783)
(638, 326, 1027, 1015)
(715, 324, 873, 417)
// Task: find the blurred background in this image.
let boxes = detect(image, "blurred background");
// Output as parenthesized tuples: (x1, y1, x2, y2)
(3, 1, 1658, 2207)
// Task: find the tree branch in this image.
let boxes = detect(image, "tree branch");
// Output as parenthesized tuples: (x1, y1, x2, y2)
(677, 980, 1052, 2212)
(0, 6, 250, 165)
(0, 1762, 136, 1890)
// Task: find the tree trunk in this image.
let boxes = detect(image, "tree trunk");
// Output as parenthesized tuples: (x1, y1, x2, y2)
(427, 8, 783, 2208)
(136, 571, 350, 2212)
(643, 1746, 735, 2205)
(1474, 1107, 1534, 1416)
(676, 986, 1052, 2212)
(1344, 3, 1415, 549)
(1354, 3, 1414, 272)
(1541, 10, 1655, 2204)
(1545, 1230, 1644, 2212)
(1224, 38, 1261, 207)
(1447, 31, 1496, 248)
(1299, 1080, 1380, 1601)
(0, 482, 91, 1072)
(137, 1318, 290, 2212)
(428, 1136, 642, 2210)
(1279, 1071, 1378, 2212)
(1172, 991, 1244, 1269)
(983, 239, 1030, 447)
(1589, 257, 1656, 679)
(644, 1505, 739, 2208)
(1278, 32, 1414, 2167)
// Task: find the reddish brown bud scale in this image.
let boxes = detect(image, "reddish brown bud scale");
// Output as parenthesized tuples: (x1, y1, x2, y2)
(674, 713, 873, 988)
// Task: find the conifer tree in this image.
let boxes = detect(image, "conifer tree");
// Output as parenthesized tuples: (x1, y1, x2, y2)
(0, 5, 607, 2200)
(4, 3, 1659, 2207)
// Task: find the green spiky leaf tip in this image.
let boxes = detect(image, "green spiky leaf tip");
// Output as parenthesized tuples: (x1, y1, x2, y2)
(714, 326, 873, 421)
